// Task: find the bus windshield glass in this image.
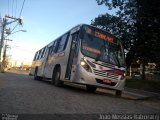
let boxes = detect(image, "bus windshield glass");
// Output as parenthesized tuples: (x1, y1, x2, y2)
(81, 26, 125, 67)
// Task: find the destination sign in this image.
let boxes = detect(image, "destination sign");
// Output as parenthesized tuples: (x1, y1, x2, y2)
(86, 27, 116, 44)
(82, 46, 101, 54)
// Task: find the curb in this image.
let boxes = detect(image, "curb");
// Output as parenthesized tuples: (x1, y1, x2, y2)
(124, 87, 160, 98)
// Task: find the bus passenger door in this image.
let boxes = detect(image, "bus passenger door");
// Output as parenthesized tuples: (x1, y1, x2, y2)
(37, 47, 48, 77)
(40, 47, 49, 77)
(65, 32, 79, 80)
(43, 46, 53, 78)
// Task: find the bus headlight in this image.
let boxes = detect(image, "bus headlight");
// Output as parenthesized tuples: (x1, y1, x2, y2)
(80, 61, 86, 66)
(124, 73, 126, 77)
(120, 73, 126, 80)
(80, 59, 92, 72)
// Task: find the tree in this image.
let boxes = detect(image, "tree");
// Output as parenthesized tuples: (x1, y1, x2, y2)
(135, 0, 160, 79)
(91, 13, 133, 51)
(92, 0, 160, 80)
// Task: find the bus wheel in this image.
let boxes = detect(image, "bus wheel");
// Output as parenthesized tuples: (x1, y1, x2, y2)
(86, 85, 97, 92)
(116, 90, 122, 97)
(52, 68, 63, 87)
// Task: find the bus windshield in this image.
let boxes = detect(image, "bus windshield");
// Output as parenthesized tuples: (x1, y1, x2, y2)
(81, 26, 125, 67)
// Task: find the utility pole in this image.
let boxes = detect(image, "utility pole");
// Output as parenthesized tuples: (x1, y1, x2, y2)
(0, 15, 23, 72)
(0, 18, 7, 62)
(1, 39, 12, 71)
(2, 44, 8, 70)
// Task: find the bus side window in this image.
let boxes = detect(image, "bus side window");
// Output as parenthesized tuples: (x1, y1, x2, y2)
(72, 33, 78, 43)
(71, 32, 79, 56)
(33, 52, 38, 61)
(52, 40, 57, 54)
(37, 51, 40, 60)
(49, 41, 57, 55)
(40, 48, 44, 58)
(49, 45, 53, 55)
(57, 33, 69, 53)
(43, 47, 47, 57)
(37, 50, 42, 59)
(54, 38, 60, 53)
(39, 49, 42, 59)
(41, 47, 47, 58)
(35, 51, 39, 60)
(63, 33, 69, 50)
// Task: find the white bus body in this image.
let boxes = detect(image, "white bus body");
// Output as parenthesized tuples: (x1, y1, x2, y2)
(30, 24, 126, 96)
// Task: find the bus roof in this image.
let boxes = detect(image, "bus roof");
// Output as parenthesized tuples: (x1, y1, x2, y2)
(35, 23, 118, 52)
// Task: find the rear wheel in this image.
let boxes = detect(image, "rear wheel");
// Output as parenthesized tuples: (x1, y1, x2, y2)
(52, 67, 63, 87)
(86, 85, 97, 92)
(116, 90, 122, 97)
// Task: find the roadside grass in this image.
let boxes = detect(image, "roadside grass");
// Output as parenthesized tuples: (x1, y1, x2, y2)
(125, 78, 160, 93)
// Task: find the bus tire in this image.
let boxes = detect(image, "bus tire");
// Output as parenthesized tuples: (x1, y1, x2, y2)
(116, 90, 122, 97)
(86, 85, 97, 92)
(34, 68, 42, 80)
(52, 67, 63, 87)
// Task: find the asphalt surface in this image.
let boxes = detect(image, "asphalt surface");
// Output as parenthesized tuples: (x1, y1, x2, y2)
(0, 69, 160, 116)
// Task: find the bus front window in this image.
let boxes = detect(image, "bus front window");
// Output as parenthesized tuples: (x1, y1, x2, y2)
(81, 26, 125, 67)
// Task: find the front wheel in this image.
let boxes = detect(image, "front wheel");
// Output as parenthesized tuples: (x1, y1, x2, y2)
(115, 90, 122, 97)
(86, 85, 97, 92)
(52, 68, 63, 87)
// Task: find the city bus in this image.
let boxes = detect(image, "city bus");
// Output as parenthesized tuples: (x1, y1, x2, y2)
(30, 24, 126, 96)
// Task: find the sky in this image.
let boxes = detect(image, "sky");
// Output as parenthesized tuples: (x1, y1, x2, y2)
(0, 0, 115, 66)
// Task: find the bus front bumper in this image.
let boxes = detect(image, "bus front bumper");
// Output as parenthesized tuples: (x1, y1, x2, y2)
(73, 65, 125, 91)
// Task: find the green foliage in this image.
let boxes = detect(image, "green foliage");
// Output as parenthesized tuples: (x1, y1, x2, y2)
(91, 13, 133, 50)
(135, 0, 160, 61)
(92, 0, 160, 73)
(94, 0, 137, 68)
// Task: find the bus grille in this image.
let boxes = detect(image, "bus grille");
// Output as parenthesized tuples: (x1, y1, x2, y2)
(93, 69, 119, 80)
(93, 61, 115, 69)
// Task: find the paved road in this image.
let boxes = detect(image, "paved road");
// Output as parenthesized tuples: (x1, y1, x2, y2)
(0, 69, 160, 115)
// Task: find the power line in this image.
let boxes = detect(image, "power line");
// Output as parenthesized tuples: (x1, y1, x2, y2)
(8, 0, 25, 36)
(8, 0, 9, 15)
(15, 0, 17, 17)
(19, 0, 26, 17)
(4, 0, 25, 40)
(10, 23, 19, 35)
(12, 0, 15, 16)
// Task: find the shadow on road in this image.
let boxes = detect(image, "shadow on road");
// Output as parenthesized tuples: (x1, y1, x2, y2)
(32, 77, 159, 101)
(2, 69, 155, 101)
(32, 78, 135, 100)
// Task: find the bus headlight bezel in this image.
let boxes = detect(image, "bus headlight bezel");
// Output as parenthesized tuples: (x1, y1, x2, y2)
(80, 59, 92, 72)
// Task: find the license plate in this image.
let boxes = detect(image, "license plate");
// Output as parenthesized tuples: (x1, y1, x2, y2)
(103, 79, 112, 84)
